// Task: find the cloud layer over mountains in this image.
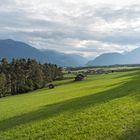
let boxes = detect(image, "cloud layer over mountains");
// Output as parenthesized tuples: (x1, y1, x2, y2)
(0, 0, 140, 58)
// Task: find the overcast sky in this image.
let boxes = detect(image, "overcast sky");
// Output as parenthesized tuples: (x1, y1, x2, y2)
(0, 0, 140, 58)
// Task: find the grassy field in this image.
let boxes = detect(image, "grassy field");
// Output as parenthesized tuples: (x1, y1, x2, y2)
(0, 70, 140, 140)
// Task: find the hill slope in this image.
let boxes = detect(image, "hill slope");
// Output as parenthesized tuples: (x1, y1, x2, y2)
(0, 70, 140, 139)
(43, 50, 87, 67)
(0, 39, 86, 67)
(0, 39, 46, 62)
(125, 47, 140, 64)
(87, 53, 125, 66)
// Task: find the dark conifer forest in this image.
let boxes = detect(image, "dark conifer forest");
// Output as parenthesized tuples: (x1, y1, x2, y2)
(0, 58, 63, 97)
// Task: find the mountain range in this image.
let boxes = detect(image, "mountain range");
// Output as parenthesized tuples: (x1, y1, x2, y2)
(0, 39, 140, 67)
(0, 39, 87, 67)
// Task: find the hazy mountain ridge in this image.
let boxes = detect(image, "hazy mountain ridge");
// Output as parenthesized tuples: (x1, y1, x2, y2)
(87, 48, 140, 66)
(0, 39, 47, 63)
(42, 50, 87, 67)
(1, 39, 140, 67)
(87, 53, 126, 66)
(0, 39, 87, 67)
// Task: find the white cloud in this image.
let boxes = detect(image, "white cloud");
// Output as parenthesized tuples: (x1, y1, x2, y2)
(0, 0, 140, 58)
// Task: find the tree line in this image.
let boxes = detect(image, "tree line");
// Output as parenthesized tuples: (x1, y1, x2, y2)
(0, 58, 63, 98)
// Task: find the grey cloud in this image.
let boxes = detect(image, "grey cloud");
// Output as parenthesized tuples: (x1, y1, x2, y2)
(95, 5, 140, 21)
(1, 0, 140, 57)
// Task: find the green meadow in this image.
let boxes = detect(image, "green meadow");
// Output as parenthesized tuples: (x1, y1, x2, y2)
(0, 70, 140, 140)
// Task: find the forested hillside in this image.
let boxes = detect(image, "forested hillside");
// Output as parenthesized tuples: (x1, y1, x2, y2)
(0, 58, 63, 97)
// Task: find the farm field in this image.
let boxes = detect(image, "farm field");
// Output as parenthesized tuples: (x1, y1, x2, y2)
(0, 70, 140, 140)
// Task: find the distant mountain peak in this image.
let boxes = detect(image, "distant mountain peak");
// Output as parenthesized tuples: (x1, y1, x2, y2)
(86, 48, 140, 66)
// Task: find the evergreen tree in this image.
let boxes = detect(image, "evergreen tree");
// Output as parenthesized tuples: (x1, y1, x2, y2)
(0, 73, 7, 97)
(0, 58, 63, 97)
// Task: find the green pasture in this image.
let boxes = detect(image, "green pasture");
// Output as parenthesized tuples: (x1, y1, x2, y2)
(0, 70, 140, 139)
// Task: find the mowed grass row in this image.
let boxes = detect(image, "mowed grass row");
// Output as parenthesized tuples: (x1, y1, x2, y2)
(0, 70, 140, 139)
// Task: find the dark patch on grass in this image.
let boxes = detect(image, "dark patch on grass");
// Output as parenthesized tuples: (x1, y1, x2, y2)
(119, 121, 140, 140)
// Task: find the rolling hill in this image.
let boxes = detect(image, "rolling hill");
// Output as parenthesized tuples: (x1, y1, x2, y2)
(0, 70, 140, 139)
(0, 39, 87, 67)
